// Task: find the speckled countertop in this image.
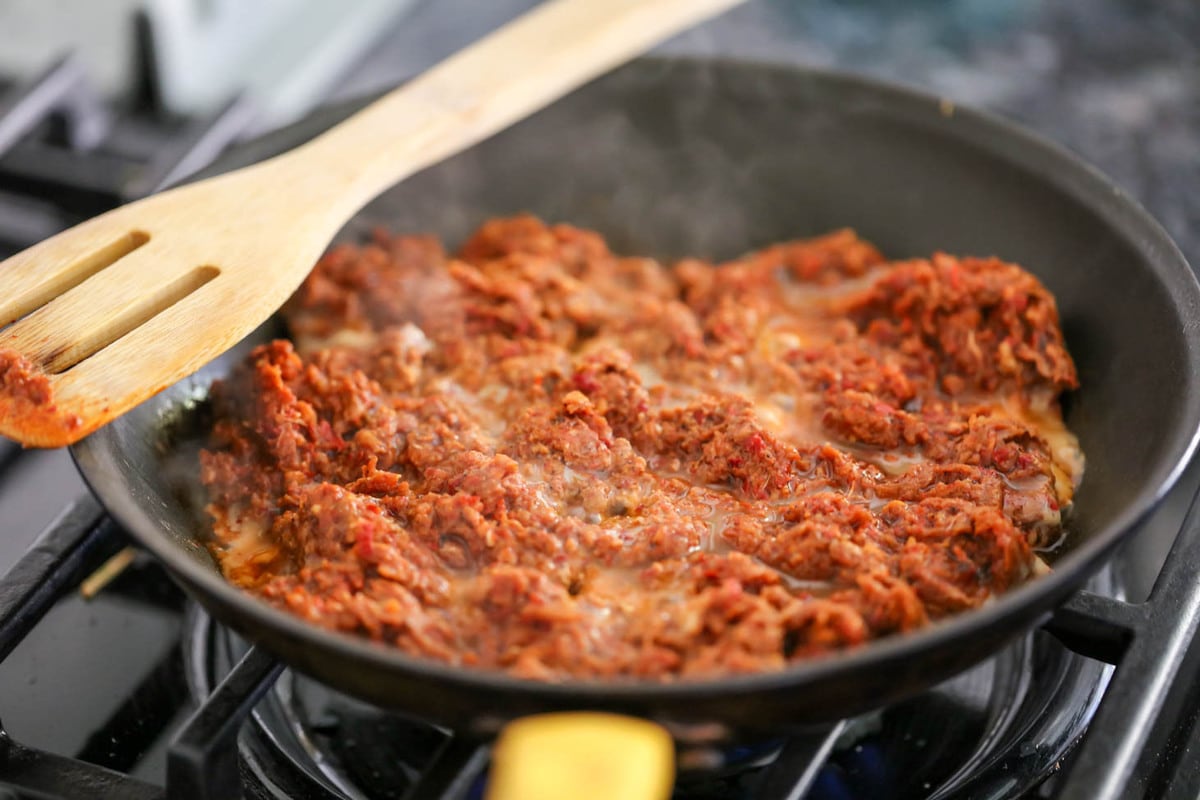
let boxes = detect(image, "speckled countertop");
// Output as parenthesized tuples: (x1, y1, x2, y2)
(337, 0, 1199, 267)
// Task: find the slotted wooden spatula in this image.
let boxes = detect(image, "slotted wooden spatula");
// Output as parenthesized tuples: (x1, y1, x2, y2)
(0, 0, 744, 447)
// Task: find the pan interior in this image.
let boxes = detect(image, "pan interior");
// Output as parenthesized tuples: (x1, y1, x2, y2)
(73, 60, 1200, 696)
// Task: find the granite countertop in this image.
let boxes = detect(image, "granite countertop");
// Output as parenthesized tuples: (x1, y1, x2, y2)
(337, 0, 1199, 265)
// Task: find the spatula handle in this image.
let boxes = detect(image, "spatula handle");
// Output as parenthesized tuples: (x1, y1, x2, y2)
(275, 0, 745, 217)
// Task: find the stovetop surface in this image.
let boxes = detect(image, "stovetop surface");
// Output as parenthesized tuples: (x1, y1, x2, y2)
(1, 1, 1198, 798)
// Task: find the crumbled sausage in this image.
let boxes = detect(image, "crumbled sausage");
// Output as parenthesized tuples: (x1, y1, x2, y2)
(201, 215, 1082, 680)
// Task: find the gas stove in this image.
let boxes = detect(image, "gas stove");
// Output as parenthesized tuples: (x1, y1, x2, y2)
(6, 493, 1200, 799)
(2, 1, 1200, 798)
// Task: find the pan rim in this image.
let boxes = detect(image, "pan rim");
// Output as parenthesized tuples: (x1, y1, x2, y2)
(72, 56, 1200, 708)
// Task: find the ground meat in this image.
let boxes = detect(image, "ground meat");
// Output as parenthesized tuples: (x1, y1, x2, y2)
(0, 349, 83, 439)
(201, 215, 1083, 681)
(846, 254, 1078, 395)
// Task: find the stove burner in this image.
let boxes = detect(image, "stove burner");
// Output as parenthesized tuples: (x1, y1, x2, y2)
(181, 570, 1115, 800)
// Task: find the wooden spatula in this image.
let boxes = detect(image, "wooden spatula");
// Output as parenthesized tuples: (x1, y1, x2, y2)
(0, 0, 744, 447)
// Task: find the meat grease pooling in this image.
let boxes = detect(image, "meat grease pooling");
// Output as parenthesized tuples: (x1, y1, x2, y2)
(200, 215, 1082, 680)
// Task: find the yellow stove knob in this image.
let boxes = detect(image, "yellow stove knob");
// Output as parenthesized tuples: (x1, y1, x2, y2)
(487, 712, 675, 800)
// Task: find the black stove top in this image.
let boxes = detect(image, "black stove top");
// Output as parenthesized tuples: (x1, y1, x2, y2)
(0, 496, 1151, 800)
(2, 2, 1200, 798)
(3, 467, 1199, 800)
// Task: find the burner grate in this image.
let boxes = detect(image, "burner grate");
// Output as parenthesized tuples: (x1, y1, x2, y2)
(168, 647, 282, 800)
(1044, 480, 1200, 798)
(0, 497, 163, 799)
(0, 57, 254, 255)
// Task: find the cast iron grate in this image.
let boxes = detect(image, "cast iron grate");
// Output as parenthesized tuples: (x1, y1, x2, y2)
(0, 56, 254, 255)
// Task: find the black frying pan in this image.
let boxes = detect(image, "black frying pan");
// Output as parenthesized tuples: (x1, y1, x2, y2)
(71, 59, 1200, 735)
